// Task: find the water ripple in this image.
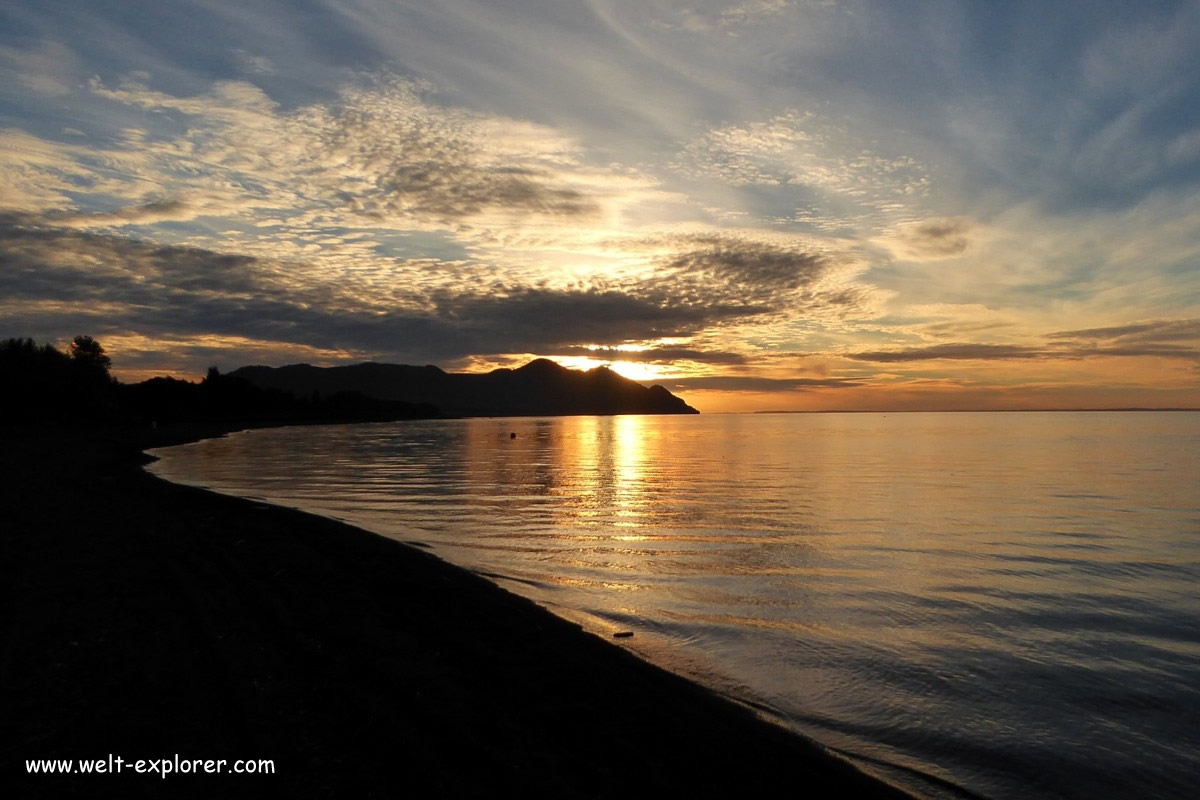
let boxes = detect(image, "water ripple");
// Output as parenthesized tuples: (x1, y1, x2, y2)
(150, 412, 1200, 800)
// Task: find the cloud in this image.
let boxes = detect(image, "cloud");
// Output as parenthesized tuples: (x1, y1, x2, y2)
(888, 217, 972, 259)
(846, 325, 1200, 364)
(1047, 319, 1200, 344)
(0, 218, 791, 370)
(435, 286, 753, 352)
(601, 232, 875, 321)
(1043, 319, 1200, 362)
(718, 0, 793, 28)
(660, 235, 825, 290)
(664, 375, 859, 392)
(0, 129, 100, 212)
(0, 39, 80, 96)
(671, 110, 931, 231)
(556, 345, 749, 365)
(919, 320, 1014, 339)
(1065, 346, 1200, 359)
(4, 75, 615, 238)
(0, 63, 883, 386)
(318, 82, 601, 223)
(232, 49, 275, 76)
(0, 64, 883, 377)
(846, 343, 1043, 362)
(48, 199, 203, 227)
(655, 0, 796, 33)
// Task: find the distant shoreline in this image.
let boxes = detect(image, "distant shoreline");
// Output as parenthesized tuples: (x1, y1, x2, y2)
(753, 407, 1200, 414)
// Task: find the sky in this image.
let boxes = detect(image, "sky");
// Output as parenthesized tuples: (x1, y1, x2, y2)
(3, 0, 1200, 412)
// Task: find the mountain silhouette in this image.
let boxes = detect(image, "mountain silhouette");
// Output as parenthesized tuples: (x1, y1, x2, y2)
(230, 358, 698, 416)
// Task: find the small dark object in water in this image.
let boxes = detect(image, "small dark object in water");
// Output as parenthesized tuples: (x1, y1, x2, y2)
(510, 432, 517, 439)
(613, 631, 634, 639)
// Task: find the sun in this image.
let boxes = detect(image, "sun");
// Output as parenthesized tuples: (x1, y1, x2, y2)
(549, 356, 675, 383)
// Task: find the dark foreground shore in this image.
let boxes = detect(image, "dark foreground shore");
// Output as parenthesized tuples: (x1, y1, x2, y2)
(1, 422, 911, 798)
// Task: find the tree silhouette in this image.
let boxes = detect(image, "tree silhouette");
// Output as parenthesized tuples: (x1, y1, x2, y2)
(1, 336, 116, 420)
(69, 335, 112, 377)
(4, 334, 442, 425)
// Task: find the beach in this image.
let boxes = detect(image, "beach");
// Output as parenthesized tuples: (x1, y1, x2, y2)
(0, 422, 909, 798)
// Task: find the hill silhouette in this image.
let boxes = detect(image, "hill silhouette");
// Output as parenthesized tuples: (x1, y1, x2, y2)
(231, 358, 698, 416)
(0, 337, 441, 426)
(121, 369, 440, 424)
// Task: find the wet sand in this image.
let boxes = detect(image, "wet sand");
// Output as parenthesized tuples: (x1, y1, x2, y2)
(1, 422, 911, 798)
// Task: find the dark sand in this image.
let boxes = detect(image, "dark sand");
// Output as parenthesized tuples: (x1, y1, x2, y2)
(1, 422, 912, 798)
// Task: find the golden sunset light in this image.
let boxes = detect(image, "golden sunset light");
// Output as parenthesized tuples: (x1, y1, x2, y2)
(4, 4, 1200, 800)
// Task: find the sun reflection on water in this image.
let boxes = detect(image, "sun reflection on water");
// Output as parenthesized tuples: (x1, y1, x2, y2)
(149, 412, 1200, 800)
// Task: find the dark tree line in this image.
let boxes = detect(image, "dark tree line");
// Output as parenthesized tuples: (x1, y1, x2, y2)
(1, 336, 440, 426)
(1, 336, 118, 421)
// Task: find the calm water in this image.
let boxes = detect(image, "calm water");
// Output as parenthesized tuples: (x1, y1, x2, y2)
(148, 412, 1200, 799)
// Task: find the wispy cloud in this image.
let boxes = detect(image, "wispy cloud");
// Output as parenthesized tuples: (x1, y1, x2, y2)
(883, 218, 973, 260)
(0, 39, 80, 96)
(557, 345, 749, 365)
(847, 323, 1200, 364)
(671, 110, 931, 234)
(1047, 319, 1200, 344)
(846, 344, 1043, 363)
(666, 375, 859, 392)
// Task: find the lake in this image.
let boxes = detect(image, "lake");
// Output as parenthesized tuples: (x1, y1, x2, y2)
(148, 412, 1200, 799)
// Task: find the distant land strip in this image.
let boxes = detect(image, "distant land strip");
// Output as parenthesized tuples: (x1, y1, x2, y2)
(754, 408, 1200, 413)
(231, 358, 698, 417)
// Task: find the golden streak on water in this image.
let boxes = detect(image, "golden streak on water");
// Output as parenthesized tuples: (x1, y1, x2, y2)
(148, 412, 1200, 800)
